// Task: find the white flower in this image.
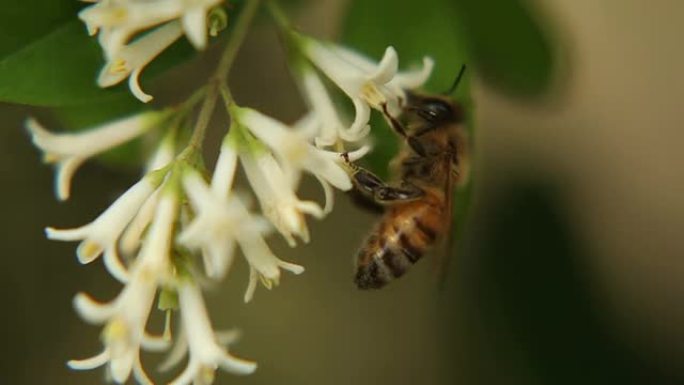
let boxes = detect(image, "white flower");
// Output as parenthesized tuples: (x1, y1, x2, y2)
(235, 106, 352, 192)
(118, 189, 161, 258)
(119, 131, 176, 256)
(297, 64, 370, 146)
(180, 169, 258, 279)
(210, 136, 239, 197)
(240, 228, 305, 303)
(80, 0, 222, 57)
(179, 169, 304, 297)
(299, 35, 434, 124)
(26, 111, 166, 200)
(332, 45, 434, 113)
(145, 128, 177, 173)
(68, 193, 178, 383)
(46, 173, 164, 282)
(240, 150, 324, 247)
(300, 36, 398, 134)
(163, 281, 256, 385)
(98, 21, 184, 102)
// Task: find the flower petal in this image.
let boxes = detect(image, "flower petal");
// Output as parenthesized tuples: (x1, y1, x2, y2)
(182, 7, 207, 49)
(369, 46, 398, 84)
(68, 350, 109, 370)
(97, 21, 183, 102)
(348, 98, 371, 136)
(211, 142, 238, 197)
(45, 226, 89, 242)
(73, 292, 117, 324)
(158, 328, 189, 372)
(108, 349, 136, 383)
(167, 359, 199, 385)
(132, 356, 154, 385)
(315, 175, 334, 214)
(217, 354, 257, 375)
(103, 247, 130, 283)
(128, 67, 153, 103)
(391, 56, 434, 90)
(76, 240, 104, 264)
(244, 267, 258, 303)
(56, 157, 86, 200)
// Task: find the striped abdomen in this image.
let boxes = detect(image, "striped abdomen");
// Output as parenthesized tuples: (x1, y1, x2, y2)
(355, 198, 445, 289)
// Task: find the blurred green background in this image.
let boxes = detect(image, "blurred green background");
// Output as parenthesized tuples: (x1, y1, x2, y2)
(2, 0, 684, 384)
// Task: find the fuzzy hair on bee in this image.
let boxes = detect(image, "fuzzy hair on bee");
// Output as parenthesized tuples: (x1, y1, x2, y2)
(343, 71, 470, 289)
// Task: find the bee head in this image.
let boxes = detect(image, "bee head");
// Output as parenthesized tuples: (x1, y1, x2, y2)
(405, 94, 463, 125)
(403, 63, 467, 125)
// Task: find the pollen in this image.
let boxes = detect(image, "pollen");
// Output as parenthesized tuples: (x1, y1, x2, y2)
(102, 318, 129, 345)
(43, 153, 58, 162)
(108, 7, 129, 24)
(199, 365, 216, 384)
(259, 274, 276, 289)
(80, 241, 102, 260)
(110, 58, 129, 74)
(361, 82, 386, 108)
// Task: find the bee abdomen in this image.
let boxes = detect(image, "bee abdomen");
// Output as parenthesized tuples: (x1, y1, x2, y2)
(355, 233, 426, 290)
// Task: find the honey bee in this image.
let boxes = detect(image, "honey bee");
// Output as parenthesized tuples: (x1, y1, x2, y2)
(343, 67, 469, 289)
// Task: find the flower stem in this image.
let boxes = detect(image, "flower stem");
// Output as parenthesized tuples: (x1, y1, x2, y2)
(266, 0, 291, 31)
(215, 0, 262, 84)
(186, 84, 218, 150)
(184, 0, 262, 153)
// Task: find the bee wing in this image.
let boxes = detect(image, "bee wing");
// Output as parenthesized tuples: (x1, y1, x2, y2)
(434, 156, 457, 289)
(434, 124, 471, 288)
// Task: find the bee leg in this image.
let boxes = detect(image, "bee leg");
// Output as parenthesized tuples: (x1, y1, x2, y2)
(373, 183, 424, 203)
(347, 188, 385, 214)
(381, 103, 408, 138)
(341, 153, 424, 208)
(381, 103, 430, 157)
(340, 152, 385, 212)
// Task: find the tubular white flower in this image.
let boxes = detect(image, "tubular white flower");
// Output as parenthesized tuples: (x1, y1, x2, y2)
(118, 190, 161, 257)
(235, 106, 352, 193)
(145, 128, 177, 173)
(300, 36, 399, 134)
(26, 111, 165, 200)
(98, 21, 184, 103)
(299, 35, 435, 123)
(181, 170, 242, 279)
(180, 169, 302, 290)
(181, 5, 212, 50)
(68, 192, 178, 383)
(240, 150, 324, 247)
(210, 137, 239, 197)
(46, 173, 163, 282)
(119, 131, 176, 256)
(80, 0, 222, 57)
(242, 239, 304, 303)
(332, 45, 435, 111)
(165, 281, 256, 385)
(297, 64, 370, 146)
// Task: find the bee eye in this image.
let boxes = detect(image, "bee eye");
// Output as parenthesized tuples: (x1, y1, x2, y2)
(418, 100, 452, 122)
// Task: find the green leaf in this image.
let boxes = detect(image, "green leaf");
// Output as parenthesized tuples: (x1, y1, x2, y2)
(0, 0, 195, 106)
(0, 1, 81, 58)
(453, 0, 555, 96)
(0, 20, 125, 106)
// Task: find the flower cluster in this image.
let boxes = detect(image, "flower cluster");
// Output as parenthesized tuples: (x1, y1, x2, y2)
(28, 2, 435, 385)
(80, 0, 226, 102)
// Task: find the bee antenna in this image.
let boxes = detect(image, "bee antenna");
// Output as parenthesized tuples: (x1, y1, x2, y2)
(443, 64, 467, 96)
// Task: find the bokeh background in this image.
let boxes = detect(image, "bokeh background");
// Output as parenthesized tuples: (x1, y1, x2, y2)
(2, 0, 684, 384)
